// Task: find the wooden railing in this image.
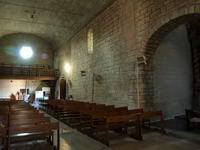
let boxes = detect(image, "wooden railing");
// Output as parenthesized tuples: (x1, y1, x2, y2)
(0, 64, 59, 80)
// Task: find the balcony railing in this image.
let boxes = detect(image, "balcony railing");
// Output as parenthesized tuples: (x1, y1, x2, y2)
(0, 64, 59, 80)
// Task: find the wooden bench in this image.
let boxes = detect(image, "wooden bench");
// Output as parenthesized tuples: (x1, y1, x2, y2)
(186, 109, 200, 130)
(40, 99, 165, 146)
(0, 100, 60, 150)
(0, 111, 8, 149)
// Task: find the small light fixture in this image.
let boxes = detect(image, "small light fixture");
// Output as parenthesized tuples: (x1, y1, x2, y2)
(81, 71, 86, 77)
(19, 46, 33, 59)
(64, 63, 72, 74)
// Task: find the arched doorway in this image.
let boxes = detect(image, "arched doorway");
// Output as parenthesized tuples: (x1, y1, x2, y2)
(60, 79, 66, 99)
(143, 14, 200, 119)
(154, 25, 193, 119)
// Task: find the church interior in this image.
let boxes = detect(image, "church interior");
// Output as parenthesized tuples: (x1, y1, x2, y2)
(0, 0, 200, 149)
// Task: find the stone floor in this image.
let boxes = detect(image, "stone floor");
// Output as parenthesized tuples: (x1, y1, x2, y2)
(3, 113, 200, 150)
(107, 132, 200, 150)
(54, 115, 200, 150)
(47, 113, 108, 150)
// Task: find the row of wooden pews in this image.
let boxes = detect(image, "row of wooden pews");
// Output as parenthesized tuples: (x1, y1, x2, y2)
(40, 99, 165, 146)
(0, 100, 60, 150)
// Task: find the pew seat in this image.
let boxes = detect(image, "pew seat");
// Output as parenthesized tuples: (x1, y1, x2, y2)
(186, 109, 200, 130)
(0, 100, 60, 150)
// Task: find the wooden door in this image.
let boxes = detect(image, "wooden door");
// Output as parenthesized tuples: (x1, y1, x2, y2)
(60, 79, 66, 99)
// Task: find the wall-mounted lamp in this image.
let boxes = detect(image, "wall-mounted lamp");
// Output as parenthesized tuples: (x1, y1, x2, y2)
(81, 71, 86, 77)
(137, 56, 147, 65)
(64, 63, 72, 74)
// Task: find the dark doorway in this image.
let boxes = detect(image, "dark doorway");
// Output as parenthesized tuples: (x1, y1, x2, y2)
(60, 79, 66, 99)
(154, 25, 193, 119)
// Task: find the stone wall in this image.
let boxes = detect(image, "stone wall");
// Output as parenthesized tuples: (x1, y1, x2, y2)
(154, 25, 193, 119)
(187, 20, 200, 108)
(139, 0, 200, 109)
(58, 0, 200, 112)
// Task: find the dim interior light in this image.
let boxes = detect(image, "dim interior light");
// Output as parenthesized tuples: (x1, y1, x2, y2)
(19, 46, 33, 59)
(64, 63, 72, 73)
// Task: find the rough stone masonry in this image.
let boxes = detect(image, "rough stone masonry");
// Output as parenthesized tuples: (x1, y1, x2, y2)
(56, 0, 200, 118)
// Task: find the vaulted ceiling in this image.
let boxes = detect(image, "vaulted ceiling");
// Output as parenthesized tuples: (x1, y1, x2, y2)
(0, 0, 115, 49)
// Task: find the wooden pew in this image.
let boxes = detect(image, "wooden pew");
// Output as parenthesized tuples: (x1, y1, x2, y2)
(91, 113, 141, 145)
(185, 109, 200, 130)
(10, 117, 51, 127)
(2, 101, 60, 150)
(40, 99, 165, 146)
(43, 100, 138, 131)
(0, 126, 7, 149)
(10, 113, 45, 120)
(139, 111, 165, 134)
(0, 114, 8, 149)
(9, 122, 59, 147)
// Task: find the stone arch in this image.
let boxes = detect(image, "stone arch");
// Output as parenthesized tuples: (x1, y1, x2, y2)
(145, 14, 200, 60)
(141, 12, 200, 110)
(144, 4, 200, 51)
